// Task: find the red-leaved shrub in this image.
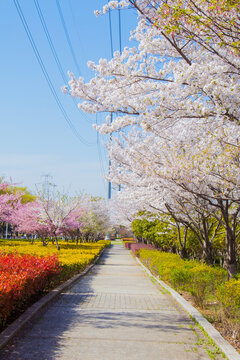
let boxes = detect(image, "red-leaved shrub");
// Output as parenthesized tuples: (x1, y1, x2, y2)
(125, 243, 155, 254)
(0, 252, 61, 327)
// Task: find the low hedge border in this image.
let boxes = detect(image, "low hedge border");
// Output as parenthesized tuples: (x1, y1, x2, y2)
(136, 256, 240, 360)
(124, 242, 155, 254)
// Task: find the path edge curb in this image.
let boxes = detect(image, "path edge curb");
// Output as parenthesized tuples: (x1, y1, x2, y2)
(136, 256, 240, 360)
(0, 246, 106, 350)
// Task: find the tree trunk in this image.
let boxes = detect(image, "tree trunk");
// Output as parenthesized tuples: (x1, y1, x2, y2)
(178, 224, 188, 259)
(42, 237, 48, 246)
(180, 247, 188, 260)
(55, 237, 60, 251)
(202, 244, 214, 266)
(226, 229, 237, 278)
(218, 200, 238, 278)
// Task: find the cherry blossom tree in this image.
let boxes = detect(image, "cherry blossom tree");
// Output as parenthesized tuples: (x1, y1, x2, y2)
(11, 200, 49, 242)
(36, 193, 85, 249)
(0, 182, 22, 224)
(79, 195, 111, 242)
(64, 1, 240, 276)
(11, 188, 85, 249)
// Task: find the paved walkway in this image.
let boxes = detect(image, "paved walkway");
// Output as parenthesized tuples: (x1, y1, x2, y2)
(0, 244, 222, 360)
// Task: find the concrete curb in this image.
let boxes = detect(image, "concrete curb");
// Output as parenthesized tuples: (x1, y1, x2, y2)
(0, 247, 106, 350)
(136, 257, 240, 360)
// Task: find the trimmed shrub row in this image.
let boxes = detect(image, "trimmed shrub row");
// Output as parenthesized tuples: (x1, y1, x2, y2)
(138, 249, 227, 306)
(0, 252, 61, 328)
(124, 242, 155, 254)
(137, 249, 240, 336)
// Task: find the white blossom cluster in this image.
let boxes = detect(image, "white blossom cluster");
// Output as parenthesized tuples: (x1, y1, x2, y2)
(65, 1, 240, 275)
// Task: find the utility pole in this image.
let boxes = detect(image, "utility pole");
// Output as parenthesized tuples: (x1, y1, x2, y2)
(118, 7, 122, 193)
(107, 8, 122, 199)
(108, 9, 114, 201)
(108, 113, 113, 200)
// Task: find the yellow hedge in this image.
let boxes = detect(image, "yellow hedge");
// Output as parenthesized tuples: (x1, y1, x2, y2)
(138, 249, 228, 308)
(0, 239, 108, 277)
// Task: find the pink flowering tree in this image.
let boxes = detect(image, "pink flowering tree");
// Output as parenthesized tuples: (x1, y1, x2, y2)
(11, 200, 49, 243)
(0, 182, 23, 238)
(12, 195, 85, 249)
(54, 205, 85, 244)
(35, 188, 86, 249)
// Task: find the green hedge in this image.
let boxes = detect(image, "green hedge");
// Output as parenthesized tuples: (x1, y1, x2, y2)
(216, 278, 240, 325)
(138, 250, 228, 308)
(139, 249, 240, 336)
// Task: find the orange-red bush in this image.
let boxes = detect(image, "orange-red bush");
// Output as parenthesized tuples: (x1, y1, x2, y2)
(125, 242, 155, 254)
(0, 252, 61, 327)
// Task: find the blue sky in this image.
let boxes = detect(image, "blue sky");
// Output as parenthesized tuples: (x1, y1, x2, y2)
(0, 1, 137, 197)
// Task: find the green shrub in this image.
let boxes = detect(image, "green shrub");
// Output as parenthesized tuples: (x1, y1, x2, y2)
(169, 267, 192, 290)
(138, 249, 227, 308)
(97, 240, 111, 248)
(216, 277, 240, 337)
(186, 265, 227, 308)
(139, 249, 184, 279)
(217, 278, 240, 321)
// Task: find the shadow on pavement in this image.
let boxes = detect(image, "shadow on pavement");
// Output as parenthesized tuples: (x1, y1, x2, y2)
(0, 247, 194, 360)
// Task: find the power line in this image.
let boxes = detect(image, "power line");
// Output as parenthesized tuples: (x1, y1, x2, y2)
(34, 0, 93, 126)
(96, 115, 106, 177)
(118, 8, 122, 54)
(68, 0, 85, 57)
(56, 0, 82, 77)
(13, 0, 93, 147)
(108, 9, 114, 58)
(35, 0, 67, 84)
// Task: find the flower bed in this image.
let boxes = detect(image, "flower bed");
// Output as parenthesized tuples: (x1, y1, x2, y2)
(0, 252, 61, 328)
(0, 239, 109, 276)
(0, 239, 110, 330)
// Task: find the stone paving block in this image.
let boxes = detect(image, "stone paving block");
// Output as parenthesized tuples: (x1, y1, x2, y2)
(56, 292, 174, 311)
(68, 274, 161, 295)
(54, 339, 211, 360)
(0, 336, 210, 360)
(25, 309, 195, 343)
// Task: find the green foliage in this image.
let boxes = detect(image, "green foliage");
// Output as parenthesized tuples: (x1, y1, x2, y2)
(139, 249, 227, 308)
(131, 212, 177, 249)
(186, 265, 227, 308)
(97, 240, 111, 248)
(131, 212, 238, 265)
(216, 277, 240, 328)
(169, 267, 192, 290)
(184, 228, 202, 258)
(1, 184, 36, 203)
